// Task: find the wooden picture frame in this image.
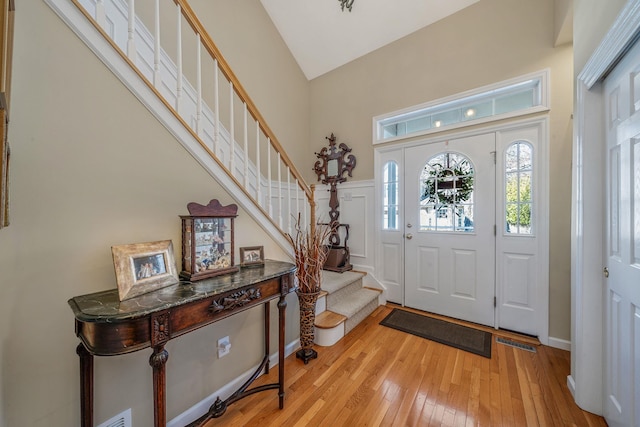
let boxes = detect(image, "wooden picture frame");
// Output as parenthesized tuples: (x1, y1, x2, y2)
(240, 246, 264, 267)
(112, 240, 179, 301)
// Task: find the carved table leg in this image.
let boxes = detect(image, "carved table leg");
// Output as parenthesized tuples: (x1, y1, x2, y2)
(264, 301, 270, 374)
(278, 294, 287, 409)
(77, 343, 93, 427)
(149, 345, 169, 427)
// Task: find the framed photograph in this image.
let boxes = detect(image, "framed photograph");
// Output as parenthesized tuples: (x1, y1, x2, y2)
(112, 240, 179, 301)
(240, 246, 264, 267)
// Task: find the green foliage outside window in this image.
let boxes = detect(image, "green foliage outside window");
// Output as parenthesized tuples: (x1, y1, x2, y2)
(506, 172, 531, 229)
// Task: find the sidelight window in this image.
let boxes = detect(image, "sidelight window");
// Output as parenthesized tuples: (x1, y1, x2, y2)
(505, 141, 533, 234)
(383, 161, 399, 229)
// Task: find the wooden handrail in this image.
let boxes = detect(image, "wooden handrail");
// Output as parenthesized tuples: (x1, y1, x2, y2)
(176, 0, 313, 202)
(65, 0, 316, 240)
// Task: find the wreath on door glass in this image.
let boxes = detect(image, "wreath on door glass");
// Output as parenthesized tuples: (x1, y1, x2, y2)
(421, 155, 474, 206)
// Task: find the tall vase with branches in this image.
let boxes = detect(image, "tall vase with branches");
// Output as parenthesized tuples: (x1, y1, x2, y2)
(287, 216, 332, 364)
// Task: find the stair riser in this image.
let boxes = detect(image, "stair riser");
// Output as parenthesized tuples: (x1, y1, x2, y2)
(344, 297, 379, 334)
(326, 279, 363, 308)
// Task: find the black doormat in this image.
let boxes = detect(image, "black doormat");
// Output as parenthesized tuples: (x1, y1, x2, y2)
(380, 309, 492, 358)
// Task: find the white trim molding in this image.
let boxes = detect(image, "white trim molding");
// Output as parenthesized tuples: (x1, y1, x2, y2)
(372, 69, 550, 145)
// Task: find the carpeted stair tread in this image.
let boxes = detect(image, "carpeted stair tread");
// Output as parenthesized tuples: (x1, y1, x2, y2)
(315, 311, 347, 329)
(329, 288, 380, 319)
(321, 270, 365, 295)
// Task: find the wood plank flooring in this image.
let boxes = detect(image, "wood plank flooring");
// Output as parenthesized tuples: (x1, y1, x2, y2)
(205, 305, 607, 427)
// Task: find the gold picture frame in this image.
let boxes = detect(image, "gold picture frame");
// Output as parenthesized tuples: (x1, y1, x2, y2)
(112, 240, 179, 301)
(239, 246, 264, 267)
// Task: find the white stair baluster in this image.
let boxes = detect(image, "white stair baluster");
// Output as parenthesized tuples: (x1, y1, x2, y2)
(304, 188, 308, 229)
(213, 58, 220, 157)
(175, 4, 183, 114)
(278, 152, 282, 228)
(256, 121, 261, 205)
(153, 0, 161, 87)
(267, 139, 273, 217)
(243, 103, 248, 187)
(95, 0, 106, 28)
(287, 167, 292, 234)
(229, 83, 235, 175)
(127, 0, 136, 61)
(196, 34, 202, 136)
(296, 180, 300, 224)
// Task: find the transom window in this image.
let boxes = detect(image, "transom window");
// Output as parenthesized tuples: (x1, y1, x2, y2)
(383, 161, 399, 230)
(374, 70, 549, 144)
(505, 141, 533, 234)
(420, 152, 475, 232)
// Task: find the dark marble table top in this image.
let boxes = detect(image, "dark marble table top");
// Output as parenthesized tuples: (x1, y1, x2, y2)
(68, 260, 295, 323)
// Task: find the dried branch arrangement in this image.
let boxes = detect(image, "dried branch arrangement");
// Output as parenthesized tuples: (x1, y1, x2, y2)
(287, 215, 332, 293)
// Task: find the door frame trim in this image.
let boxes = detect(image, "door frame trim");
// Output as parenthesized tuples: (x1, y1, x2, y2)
(374, 115, 549, 343)
(571, 1, 640, 415)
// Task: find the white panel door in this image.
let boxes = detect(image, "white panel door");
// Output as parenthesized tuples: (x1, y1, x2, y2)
(404, 134, 496, 326)
(603, 39, 640, 427)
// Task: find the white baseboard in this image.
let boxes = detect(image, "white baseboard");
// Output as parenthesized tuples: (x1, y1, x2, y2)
(548, 336, 571, 351)
(167, 339, 300, 427)
(567, 374, 576, 399)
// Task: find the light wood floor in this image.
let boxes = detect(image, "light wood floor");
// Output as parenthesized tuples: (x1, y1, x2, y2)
(205, 305, 607, 427)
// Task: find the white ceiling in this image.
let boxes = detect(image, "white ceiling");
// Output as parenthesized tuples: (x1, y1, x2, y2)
(260, 0, 480, 80)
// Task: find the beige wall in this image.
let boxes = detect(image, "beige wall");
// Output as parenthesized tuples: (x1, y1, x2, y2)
(573, 0, 628, 74)
(310, 0, 574, 341)
(0, 1, 305, 426)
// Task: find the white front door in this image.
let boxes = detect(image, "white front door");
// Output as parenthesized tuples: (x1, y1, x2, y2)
(404, 134, 496, 326)
(603, 38, 640, 427)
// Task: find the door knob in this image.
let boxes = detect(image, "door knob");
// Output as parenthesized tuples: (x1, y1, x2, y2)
(603, 267, 609, 278)
(406, 233, 413, 240)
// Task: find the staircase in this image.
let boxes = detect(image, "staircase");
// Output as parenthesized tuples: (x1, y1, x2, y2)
(47, 0, 382, 345)
(46, 0, 313, 255)
(315, 270, 381, 346)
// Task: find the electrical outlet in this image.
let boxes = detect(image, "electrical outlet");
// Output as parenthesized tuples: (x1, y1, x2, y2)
(218, 336, 231, 358)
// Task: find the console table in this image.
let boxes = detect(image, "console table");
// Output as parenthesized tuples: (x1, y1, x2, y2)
(68, 260, 296, 427)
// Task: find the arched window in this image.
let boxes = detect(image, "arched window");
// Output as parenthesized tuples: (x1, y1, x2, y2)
(505, 141, 533, 234)
(383, 161, 399, 229)
(420, 152, 474, 232)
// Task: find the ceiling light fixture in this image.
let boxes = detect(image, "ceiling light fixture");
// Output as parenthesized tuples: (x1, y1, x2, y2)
(339, 0, 354, 12)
